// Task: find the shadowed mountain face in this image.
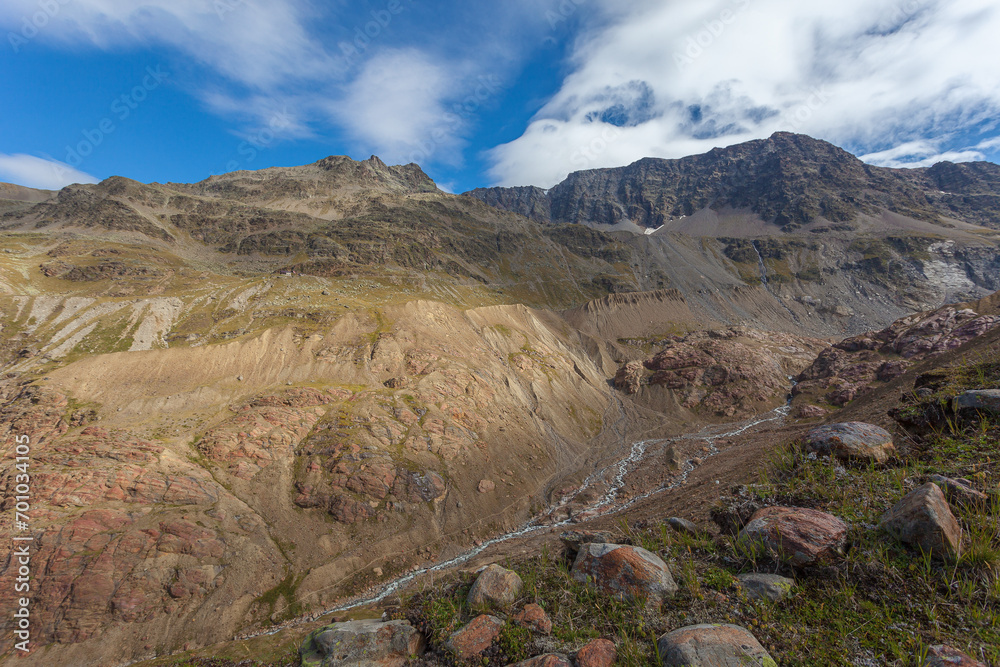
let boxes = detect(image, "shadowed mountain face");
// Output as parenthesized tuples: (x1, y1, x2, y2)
(467, 132, 1000, 230)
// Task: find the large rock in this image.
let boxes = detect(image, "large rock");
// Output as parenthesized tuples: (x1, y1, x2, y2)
(879, 483, 963, 560)
(571, 543, 678, 605)
(467, 564, 523, 609)
(953, 390, 1000, 415)
(445, 614, 504, 657)
(922, 645, 987, 666)
(575, 638, 617, 667)
(804, 422, 896, 463)
(738, 507, 848, 566)
(736, 573, 795, 602)
(657, 624, 776, 666)
(560, 530, 615, 559)
(299, 619, 425, 667)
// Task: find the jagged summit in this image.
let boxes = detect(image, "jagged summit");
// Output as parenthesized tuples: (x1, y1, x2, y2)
(467, 132, 1000, 230)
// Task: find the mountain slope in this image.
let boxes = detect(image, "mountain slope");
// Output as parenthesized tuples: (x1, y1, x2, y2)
(467, 132, 1000, 231)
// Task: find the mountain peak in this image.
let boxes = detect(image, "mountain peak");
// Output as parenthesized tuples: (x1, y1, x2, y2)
(467, 133, 1000, 230)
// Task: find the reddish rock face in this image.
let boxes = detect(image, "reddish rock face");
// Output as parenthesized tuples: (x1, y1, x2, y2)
(805, 422, 896, 463)
(445, 614, 504, 658)
(923, 644, 987, 667)
(513, 603, 552, 635)
(795, 307, 1000, 408)
(617, 329, 825, 418)
(880, 483, 963, 560)
(657, 624, 776, 667)
(575, 638, 617, 667)
(468, 564, 523, 610)
(739, 507, 848, 566)
(571, 543, 678, 605)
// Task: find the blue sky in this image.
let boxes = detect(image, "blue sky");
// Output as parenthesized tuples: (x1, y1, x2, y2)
(1, 0, 999, 193)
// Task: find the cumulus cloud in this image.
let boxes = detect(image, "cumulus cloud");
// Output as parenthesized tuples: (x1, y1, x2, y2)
(333, 50, 464, 166)
(487, 0, 1000, 186)
(0, 154, 98, 190)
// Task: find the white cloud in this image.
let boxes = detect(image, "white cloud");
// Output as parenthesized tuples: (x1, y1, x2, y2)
(0, 154, 99, 190)
(333, 49, 468, 166)
(859, 140, 987, 168)
(488, 0, 1000, 186)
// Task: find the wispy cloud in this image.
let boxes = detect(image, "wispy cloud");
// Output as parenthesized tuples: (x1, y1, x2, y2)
(0, 153, 98, 190)
(488, 0, 1000, 186)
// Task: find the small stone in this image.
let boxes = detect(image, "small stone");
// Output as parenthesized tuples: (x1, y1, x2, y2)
(513, 603, 552, 634)
(879, 483, 963, 560)
(666, 517, 702, 537)
(738, 507, 848, 567)
(445, 614, 503, 658)
(508, 655, 572, 667)
(929, 475, 989, 509)
(953, 390, 1000, 416)
(478, 479, 496, 493)
(805, 422, 895, 464)
(467, 564, 523, 609)
(373, 567, 383, 577)
(736, 573, 795, 602)
(559, 530, 615, 559)
(657, 624, 776, 666)
(237, 375, 244, 382)
(575, 638, 617, 667)
(923, 644, 987, 666)
(571, 543, 678, 605)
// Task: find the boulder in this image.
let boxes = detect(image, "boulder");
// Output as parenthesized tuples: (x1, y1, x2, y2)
(804, 422, 895, 463)
(445, 614, 504, 657)
(508, 655, 572, 667)
(657, 624, 776, 666)
(879, 483, 963, 560)
(923, 645, 986, 666)
(797, 405, 829, 419)
(614, 361, 645, 395)
(736, 573, 795, 602)
(478, 479, 496, 493)
(560, 530, 616, 559)
(667, 517, 703, 537)
(512, 603, 552, 635)
(571, 543, 678, 605)
(738, 507, 848, 566)
(468, 564, 523, 609)
(574, 638, 617, 667)
(953, 390, 1000, 416)
(929, 475, 988, 509)
(299, 619, 425, 667)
